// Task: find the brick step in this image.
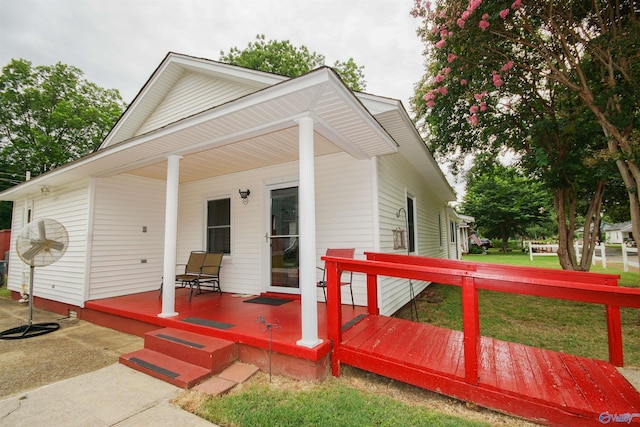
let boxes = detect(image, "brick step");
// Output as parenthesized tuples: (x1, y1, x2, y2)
(144, 327, 237, 372)
(120, 348, 213, 389)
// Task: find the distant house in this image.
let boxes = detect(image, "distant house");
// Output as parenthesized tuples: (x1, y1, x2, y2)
(603, 221, 633, 244)
(0, 53, 456, 347)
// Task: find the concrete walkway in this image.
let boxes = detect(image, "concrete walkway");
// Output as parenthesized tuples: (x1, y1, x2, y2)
(0, 363, 213, 426)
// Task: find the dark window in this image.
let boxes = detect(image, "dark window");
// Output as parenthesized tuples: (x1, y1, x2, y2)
(207, 198, 230, 253)
(407, 197, 416, 253)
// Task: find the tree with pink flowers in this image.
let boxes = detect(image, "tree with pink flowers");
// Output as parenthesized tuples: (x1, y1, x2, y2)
(410, 0, 640, 271)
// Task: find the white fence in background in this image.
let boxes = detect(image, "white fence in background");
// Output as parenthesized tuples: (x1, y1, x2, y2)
(528, 242, 559, 260)
(622, 245, 639, 272)
(528, 241, 606, 268)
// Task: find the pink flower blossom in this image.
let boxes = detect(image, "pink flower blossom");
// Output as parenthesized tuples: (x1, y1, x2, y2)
(437, 86, 448, 95)
(460, 79, 467, 85)
(501, 61, 514, 72)
(461, 10, 471, 20)
(439, 10, 446, 18)
(467, 114, 479, 125)
(435, 39, 447, 49)
(447, 53, 457, 63)
(457, 18, 466, 28)
(423, 90, 436, 101)
(479, 20, 490, 30)
(511, 0, 521, 10)
(499, 8, 510, 19)
(468, 0, 482, 13)
(469, 105, 479, 114)
(443, 67, 452, 75)
(492, 73, 504, 87)
(474, 91, 487, 101)
(434, 74, 445, 83)
(480, 101, 487, 111)
(482, 13, 489, 19)
(426, 100, 435, 107)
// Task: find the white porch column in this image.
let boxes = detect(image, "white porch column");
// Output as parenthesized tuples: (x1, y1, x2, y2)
(296, 115, 322, 348)
(159, 154, 182, 318)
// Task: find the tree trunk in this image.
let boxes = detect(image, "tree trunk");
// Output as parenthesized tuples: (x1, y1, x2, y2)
(555, 188, 579, 270)
(579, 180, 605, 271)
(554, 183, 605, 271)
(581, 95, 640, 270)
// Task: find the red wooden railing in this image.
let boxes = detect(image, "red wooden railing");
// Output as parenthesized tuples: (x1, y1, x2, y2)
(323, 252, 640, 384)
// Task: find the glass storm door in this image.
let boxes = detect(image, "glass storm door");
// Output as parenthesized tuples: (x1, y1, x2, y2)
(269, 186, 299, 291)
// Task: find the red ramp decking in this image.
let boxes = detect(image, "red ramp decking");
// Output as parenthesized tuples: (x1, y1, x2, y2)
(324, 253, 640, 426)
(338, 314, 640, 426)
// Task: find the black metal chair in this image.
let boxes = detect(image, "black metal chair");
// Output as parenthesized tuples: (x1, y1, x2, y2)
(317, 248, 355, 308)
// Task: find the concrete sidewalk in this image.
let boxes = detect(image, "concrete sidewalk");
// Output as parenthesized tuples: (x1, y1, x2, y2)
(0, 363, 214, 426)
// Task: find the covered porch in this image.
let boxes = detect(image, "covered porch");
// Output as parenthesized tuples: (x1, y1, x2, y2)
(83, 289, 367, 381)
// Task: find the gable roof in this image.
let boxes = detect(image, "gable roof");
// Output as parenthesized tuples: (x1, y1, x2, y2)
(101, 53, 288, 149)
(0, 52, 455, 202)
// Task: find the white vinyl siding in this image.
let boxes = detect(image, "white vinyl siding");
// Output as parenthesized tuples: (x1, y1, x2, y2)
(376, 152, 450, 315)
(7, 185, 90, 307)
(88, 175, 166, 300)
(136, 71, 259, 136)
(177, 152, 374, 302)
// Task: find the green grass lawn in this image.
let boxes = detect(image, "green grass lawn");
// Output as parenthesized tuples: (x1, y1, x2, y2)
(396, 251, 640, 365)
(193, 380, 490, 427)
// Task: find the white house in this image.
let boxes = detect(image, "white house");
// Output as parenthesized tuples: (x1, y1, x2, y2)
(603, 221, 633, 244)
(0, 53, 456, 347)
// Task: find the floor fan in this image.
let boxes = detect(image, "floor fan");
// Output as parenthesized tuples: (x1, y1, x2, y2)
(0, 219, 69, 340)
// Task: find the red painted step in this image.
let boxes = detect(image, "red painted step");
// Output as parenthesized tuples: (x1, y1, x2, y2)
(144, 327, 237, 373)
(120, 348, 213, 389)
(120, 327, 238, 388)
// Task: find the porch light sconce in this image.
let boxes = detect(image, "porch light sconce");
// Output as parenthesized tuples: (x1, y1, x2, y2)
(40, 185, 51, 195)
(239, 189, 251, 205)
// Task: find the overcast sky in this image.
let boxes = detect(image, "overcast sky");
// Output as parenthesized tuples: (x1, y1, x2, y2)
(0, 0, 467, 197)
(0, 0, 426, 107)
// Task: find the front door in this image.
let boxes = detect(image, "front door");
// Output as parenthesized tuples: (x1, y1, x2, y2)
(269, 186, 299, 292)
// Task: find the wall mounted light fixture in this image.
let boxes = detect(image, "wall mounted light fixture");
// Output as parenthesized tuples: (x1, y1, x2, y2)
(239, 189, 251, 205)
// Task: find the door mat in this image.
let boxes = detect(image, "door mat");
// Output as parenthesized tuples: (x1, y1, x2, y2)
(243, 296, 293, 306)
(181, 317, 235, 330)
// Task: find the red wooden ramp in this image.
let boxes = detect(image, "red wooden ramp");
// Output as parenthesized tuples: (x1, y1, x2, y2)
(120, 327, 237, 388)
(339, 315, 640, 426)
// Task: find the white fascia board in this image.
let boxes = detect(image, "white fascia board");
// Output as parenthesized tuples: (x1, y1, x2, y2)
(0, 67, 395, 201)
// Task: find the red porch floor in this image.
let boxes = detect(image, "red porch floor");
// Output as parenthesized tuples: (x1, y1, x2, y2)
(84, 289, 367, 370)
(339, 315, 640, 426)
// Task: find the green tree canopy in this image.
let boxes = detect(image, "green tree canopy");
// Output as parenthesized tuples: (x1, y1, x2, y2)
(0, 58, 126, 228)
(462, 156, 551, 253)
(220, 34, 367, 91)
(409, 0, 637, 269)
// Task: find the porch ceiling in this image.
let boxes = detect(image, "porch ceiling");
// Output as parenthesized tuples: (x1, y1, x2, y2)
(124, 126, 341, 183)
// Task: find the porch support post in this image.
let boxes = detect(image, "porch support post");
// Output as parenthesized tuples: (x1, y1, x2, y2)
(296, 115, 322, 348)
(159, 154, 182, 318)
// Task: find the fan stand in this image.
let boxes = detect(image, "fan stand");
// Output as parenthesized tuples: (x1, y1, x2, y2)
(0, 263, 60, 340)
